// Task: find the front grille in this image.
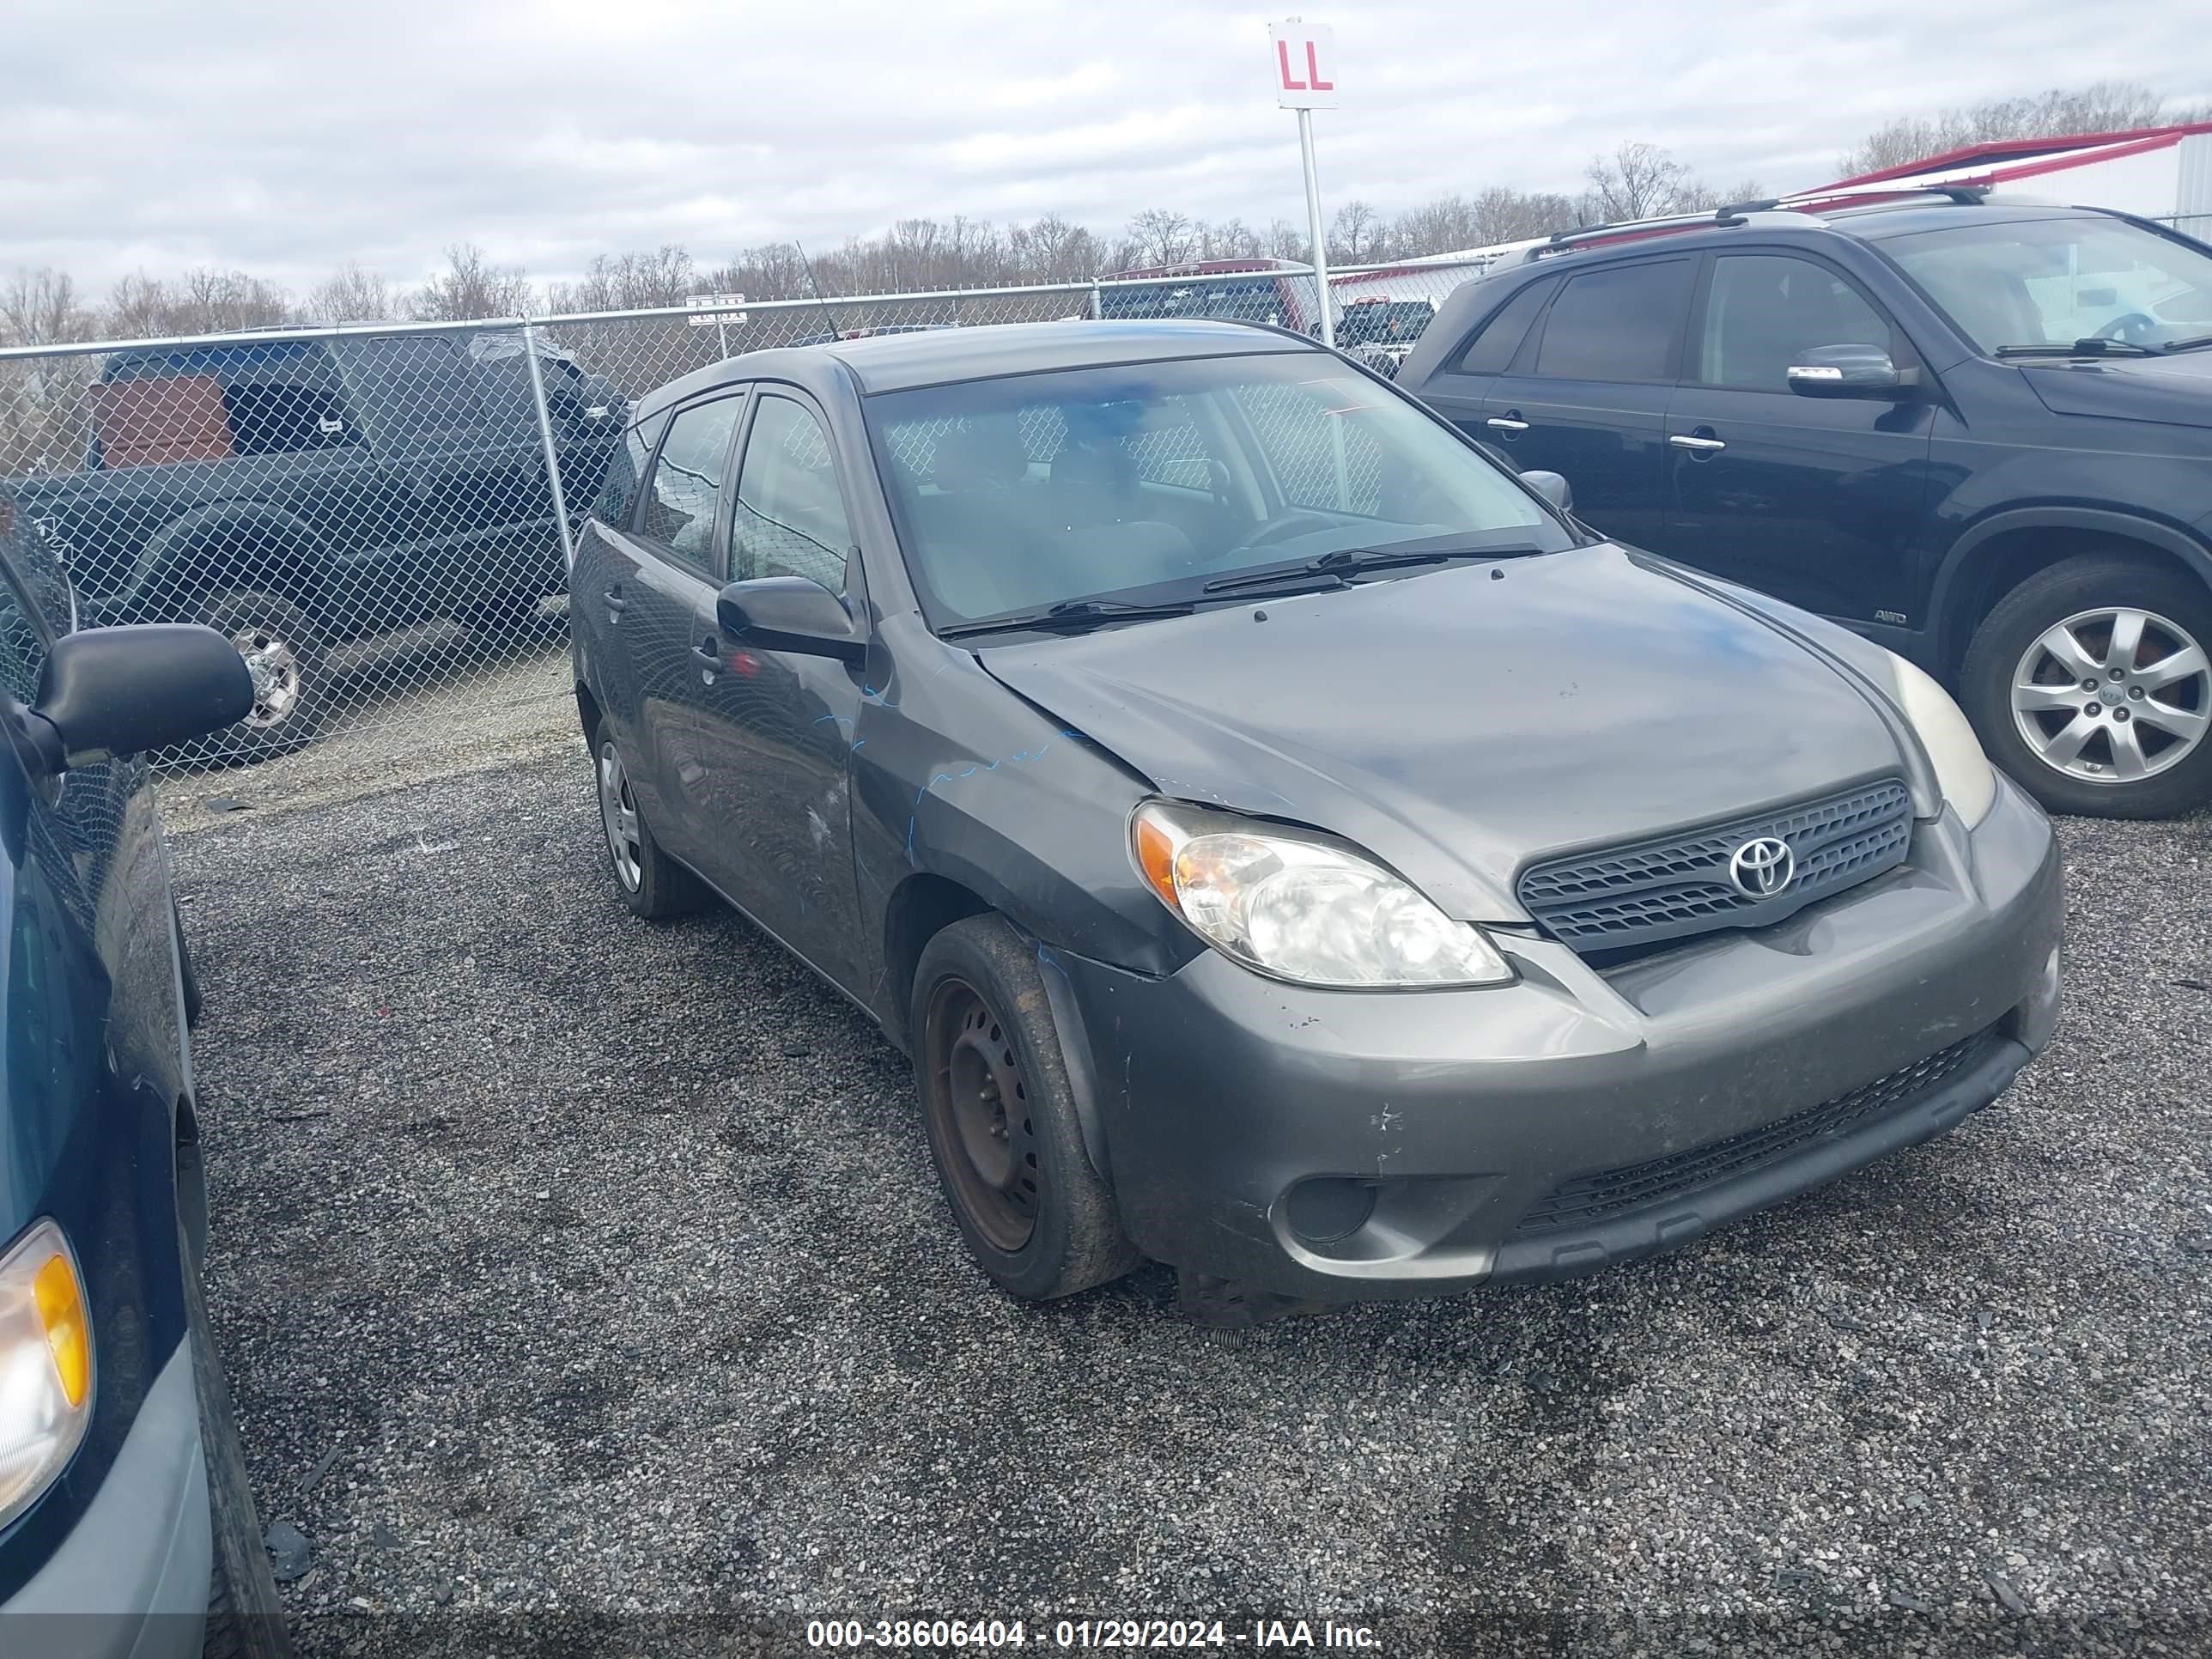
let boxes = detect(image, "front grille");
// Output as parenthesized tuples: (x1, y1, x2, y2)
(1516, 779, 1912, 955)
(1510, 1029, 1997, 1237)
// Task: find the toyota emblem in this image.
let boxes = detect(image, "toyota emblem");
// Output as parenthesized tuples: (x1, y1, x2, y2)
(1729, 836, 1795, 899)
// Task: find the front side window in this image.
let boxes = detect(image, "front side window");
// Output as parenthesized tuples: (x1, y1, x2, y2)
(1532, 258, 1695, 382)
(1883, 216, 2212, 352)
(640, 395, 744, 567)
(866, 352, 1565, 626)
(730, 396, 853, 589)
(1698, 255, 1897, 391)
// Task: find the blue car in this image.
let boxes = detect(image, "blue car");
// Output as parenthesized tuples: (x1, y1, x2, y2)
(0, 493, 289, 1656)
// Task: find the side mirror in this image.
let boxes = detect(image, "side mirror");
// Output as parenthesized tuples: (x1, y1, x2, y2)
(716, 577, 865, 665)
(28, 624, 253, 768)
(1520, 470, 1574, 514)
(1787, 343, 1914, 398)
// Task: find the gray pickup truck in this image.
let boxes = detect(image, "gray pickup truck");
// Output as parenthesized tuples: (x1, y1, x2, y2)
(9, 329, 623, 759)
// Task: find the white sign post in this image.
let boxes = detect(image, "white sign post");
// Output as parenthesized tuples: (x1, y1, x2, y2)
(1268, 20, 1337, 348)
(686, 293, 748, 359)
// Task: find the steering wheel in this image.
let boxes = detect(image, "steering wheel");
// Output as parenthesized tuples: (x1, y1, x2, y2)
(1200, 508, 1343, 567)
(2094, 312, 2161, 346)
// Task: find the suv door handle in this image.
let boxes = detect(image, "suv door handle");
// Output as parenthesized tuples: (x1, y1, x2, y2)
(601, 586, 628, 614)
(691, 641, 724, 675)
(1668, 433, 1727, 454)
(1486, 416, 1531, 433)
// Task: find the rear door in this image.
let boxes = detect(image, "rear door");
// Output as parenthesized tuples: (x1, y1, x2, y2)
(1397, 274, 1556, 458)
(616, 387, 750, 866)
(1476, 255, 1698, 550)
(1661, 250, 1937, 623)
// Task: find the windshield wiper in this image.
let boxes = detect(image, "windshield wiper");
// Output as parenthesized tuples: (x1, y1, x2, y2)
(938, 596, 1197, 641)
(1995, 337, 2158, 358)
(1202, 544, 1545, 596)
(2160, 332, 2212, 354)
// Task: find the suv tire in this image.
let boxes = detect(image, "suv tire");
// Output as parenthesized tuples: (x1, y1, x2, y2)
(1961, 552, 2212, 819)
(195, 589, 329, 764)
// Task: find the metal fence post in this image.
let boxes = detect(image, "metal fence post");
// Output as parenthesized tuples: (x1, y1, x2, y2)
(1090, 278, 1104, 321)
(520, 318, 577, 571)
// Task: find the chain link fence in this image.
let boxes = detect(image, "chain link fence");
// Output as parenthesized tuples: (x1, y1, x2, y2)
(0, 256, 1498, 780)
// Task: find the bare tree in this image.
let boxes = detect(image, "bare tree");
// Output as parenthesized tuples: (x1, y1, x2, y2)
(1126, 208, 1197, 267)
(1262, 219, 1310, 262)
(1328, 199, 1388, 264)
(408, 244, 534, 322)
(1, 269, 93, 346)
(1838, 81, 2203, 176)
(545, 246, 696, 315)
(307, 263, 395, 324)
(1583, 142, 1706, 222)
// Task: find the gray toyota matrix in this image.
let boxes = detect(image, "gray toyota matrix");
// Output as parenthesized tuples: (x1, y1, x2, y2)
(568, 320, 2062, 1322)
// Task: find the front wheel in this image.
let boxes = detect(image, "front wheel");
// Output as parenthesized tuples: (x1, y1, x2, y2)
(910, 915, 1139, 1301)
(1960, 554, 2212, 819)
(192, 590, 328, 765)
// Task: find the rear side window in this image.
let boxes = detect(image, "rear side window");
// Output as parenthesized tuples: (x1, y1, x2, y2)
(1454, 278, 1554, 375)
(1531, 258, 1695, 382)
(592, 413, 666, 528)
(641, 396, 744, 567)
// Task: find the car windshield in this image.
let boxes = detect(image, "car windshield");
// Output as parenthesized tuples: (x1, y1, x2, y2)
(1882, 215, 2212, 353)
(865, 351, 1565, 628)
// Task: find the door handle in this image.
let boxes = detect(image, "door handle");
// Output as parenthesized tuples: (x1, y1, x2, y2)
(1668, 434, 1727, 453)
(1486, 416, 1530, 433)
(691, 641, 724, 674)
(601, 586, 628, 614)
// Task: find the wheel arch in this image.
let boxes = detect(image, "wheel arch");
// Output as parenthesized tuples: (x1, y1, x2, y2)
(137, 501, 323, 621)
(1931, 507, 2212, 675)
(881, 872, 1112, 1182)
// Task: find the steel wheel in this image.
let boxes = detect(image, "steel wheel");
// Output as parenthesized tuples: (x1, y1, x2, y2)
(597, 739, 644, 892)
(2009, 605, 2210, 786)
(922, 978, 1041, 1254)
(232, 629, 303, 730)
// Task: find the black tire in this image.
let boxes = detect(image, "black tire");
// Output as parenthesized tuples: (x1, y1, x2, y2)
(591, 731, 706, 920)
(181, 1218, 295, 1659)
(1960, 553, 2212, 819)
(909, 915, 1139, 1301)
(193, 590, 328, 765)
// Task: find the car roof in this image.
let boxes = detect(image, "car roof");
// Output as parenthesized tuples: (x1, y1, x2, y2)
(635, 319, 1315, 418)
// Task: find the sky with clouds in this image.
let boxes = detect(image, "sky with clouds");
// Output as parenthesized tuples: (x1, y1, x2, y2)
(4, 0, 2204, 296)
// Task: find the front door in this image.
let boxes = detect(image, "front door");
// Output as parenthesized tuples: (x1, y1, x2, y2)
(1661, 251, 1937, 623)
(1475, 255, 1697, 551)
(698, 389, 866, 986)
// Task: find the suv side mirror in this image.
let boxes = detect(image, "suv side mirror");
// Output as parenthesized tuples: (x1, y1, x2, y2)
(717, 577, 865, 664)
(27, 624, 253, 769)
(1520, 470, 1574, 514)
(1787, 343, 1915, 398)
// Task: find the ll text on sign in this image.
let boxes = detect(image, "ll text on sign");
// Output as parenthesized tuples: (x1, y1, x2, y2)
(1267, 20, 1336, 110)
(686, 293, 748, 327)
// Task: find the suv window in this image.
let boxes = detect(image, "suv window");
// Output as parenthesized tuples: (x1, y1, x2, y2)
(1531, 258, 1694, 382)
(641, 395, 744, 567)
(730, 395, 852, 588)
(1698, 254, 1896, 391)
(1454, 278, 1554, 375)
(338, 336, 485, 444)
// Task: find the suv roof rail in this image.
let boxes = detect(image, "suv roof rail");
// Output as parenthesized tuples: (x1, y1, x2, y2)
(1779, 182, 1993, 209)
(1521, 201, 1830, 262)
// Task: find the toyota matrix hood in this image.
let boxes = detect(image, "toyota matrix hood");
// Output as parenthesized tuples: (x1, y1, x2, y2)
(979, 545, 1908, 922)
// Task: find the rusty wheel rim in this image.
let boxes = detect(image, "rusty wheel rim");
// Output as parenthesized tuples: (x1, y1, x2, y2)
(922, 978, 1040, 1253)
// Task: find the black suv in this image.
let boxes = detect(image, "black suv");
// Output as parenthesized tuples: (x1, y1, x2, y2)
(7, 330, 623, 760)
(1395, 195, 2212, 818)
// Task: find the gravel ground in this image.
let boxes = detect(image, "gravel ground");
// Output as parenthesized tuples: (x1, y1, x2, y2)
(169, 751, 2211, 1658)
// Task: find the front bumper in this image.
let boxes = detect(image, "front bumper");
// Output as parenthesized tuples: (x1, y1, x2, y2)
(2, 1343, 210, 1659)
(1057, 776, 2063, 1298)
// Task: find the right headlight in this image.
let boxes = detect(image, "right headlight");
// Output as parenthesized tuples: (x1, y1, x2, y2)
(1886, 652, 1997, 827)
(1132, 802, 1513, 988)
(0, 1218, 93, 1530)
